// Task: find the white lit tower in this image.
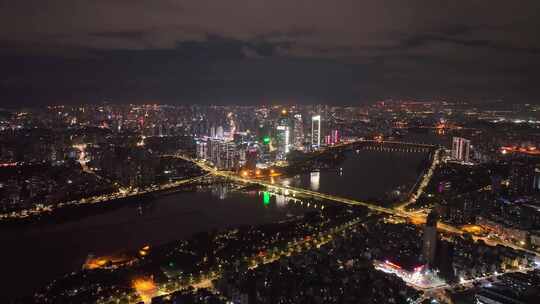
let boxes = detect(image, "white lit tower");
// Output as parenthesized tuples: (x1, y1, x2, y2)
(276, 114, 291, 157)
(452, 137, 471, 162)
(311, 115, 321, 149)
(293, 114, 304, 149)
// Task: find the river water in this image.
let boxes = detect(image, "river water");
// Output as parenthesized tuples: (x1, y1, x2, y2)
(279, 150, 427, 205)
(0, 143, 433, 301)
(0, 186, 310, 301)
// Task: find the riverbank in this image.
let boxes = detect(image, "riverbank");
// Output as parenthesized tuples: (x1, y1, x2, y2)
(278, 148, 429, 207)
(0, 183, 316, 301)
(26, 204, 368, 303)
(0, 173, 210, 224)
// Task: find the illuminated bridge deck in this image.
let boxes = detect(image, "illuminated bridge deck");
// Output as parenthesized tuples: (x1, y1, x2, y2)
(175, 150, 540, 256)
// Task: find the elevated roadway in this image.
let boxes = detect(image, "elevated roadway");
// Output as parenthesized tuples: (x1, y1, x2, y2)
(173, 154, 462, 234)
(175, 150, 539, 256)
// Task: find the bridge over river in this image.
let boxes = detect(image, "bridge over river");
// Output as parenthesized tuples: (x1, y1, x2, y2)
(173, 140, 443, 228)
(174, 140, 539, 256)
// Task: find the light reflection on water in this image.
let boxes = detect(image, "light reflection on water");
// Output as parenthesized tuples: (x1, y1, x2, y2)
(280, 150, 427, 205)
(310, 171, 320, 191)
(0, 184, 315, 300)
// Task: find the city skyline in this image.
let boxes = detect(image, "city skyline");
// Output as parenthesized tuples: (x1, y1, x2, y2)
(2, 101, 540, 303)
(2, 2, 540, 304)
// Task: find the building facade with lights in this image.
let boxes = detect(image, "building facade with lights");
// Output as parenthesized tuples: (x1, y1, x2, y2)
(311, 115, 321, 149)
(452, 137, 471, 162)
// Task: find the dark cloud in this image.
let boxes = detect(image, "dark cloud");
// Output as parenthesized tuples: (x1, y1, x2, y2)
(0, 0, 540, 106)
(88, 31, 147, 40)
(399, 30, 540, 55)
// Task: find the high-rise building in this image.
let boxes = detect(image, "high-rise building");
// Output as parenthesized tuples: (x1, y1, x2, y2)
(331, 130, 340, 145)
(216, 126, 224, 139)
(245, 148, 258, 170)
(196, 140, 208, 159)
(533, 166, 540, 192)
(206, 139, 238, 170)
(277, 126, 291, 154)
(218, 141, 237, 170)
(276, 114, 291, 157)
(311, 115, 321, 149)
(325, 129, 340, 145)
(435, 241, 454, 282)
(276, 125, 291, 156)
(324, 135, 331, 145)
(452, 137, 471, 162)
(293, 114, 304, 149)
(422, 210, 438, 267)
(509, 160, 536, 196)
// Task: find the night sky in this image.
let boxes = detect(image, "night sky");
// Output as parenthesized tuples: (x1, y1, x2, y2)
(1, 0, 540, 106)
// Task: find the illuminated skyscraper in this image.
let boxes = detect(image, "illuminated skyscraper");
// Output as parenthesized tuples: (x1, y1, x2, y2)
(311, 115, 321, 149)
(293, 114, 304, 149)
(324, 129, 340, 145)
(452, 137, 471, 162)
(324, 135, 331, 145)
(331, 130, 340, 145)
(196, 140, 208, 159)
(276, 125, 290, 156)
(218, 141, 237, 170)
(207, 139, 238, 170)
(216, 126, 224, 139)
(276, 114, 291, 157)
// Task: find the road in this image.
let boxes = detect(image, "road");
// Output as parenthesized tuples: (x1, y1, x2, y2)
(0, 174, 210, 220)
(417, 265, 539, 304)
(173, 154, 463, 234)
(150, 217, 364, 303)
(174, 151, 539, 257)
(395, 148, 442, 211)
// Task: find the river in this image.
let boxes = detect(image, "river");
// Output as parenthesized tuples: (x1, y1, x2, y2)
(279, 149, 428, 205)
(0, 142, 435, 301)
(0, 185, 310, 301)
